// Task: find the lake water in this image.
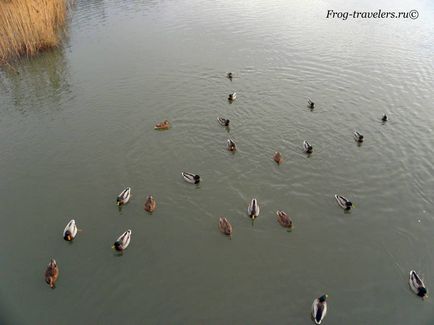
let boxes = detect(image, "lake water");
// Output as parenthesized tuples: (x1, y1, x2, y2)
(1, 0, 433, 323)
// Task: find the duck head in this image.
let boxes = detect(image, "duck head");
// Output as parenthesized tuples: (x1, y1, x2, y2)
(194, 175, 200, 184)
(64, 231, 72, 241)
(319, 294, 328, 302)
(49, 259, 57, 268)
(418, 287, 427, 298)
(112, 241, 122, 251)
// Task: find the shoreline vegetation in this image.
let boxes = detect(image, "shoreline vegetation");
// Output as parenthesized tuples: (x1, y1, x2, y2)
(0, 0, 68, 65)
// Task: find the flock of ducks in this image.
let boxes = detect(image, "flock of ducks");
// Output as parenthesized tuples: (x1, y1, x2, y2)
(44, 72, 426, 324)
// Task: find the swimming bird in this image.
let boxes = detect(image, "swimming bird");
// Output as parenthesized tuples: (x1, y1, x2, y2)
(63, 219, 77, 241)
(382, 114, 388, 122)
(276, 210, 293, 230)
(409, 270, 428, 299)
(247, 198, 260, 225)
(227, 139, 236, 151)
(217, 117, 230, 127)
(335, 195, 352, 210)
(227, 72, 233, 80)
(308, 99, 315, 109)
(354, 131, 364, 143)
(144, 195, 157, 213)
(112, 230, 132, 253)
(218, 217, 233, 239)
(45, 259, 59, 289)
(303, 141, 313, 154)
(228, 92, 236, 101)
(182, 172, 200, 184)
(116, 187, 131, 206)
(273, 151, 282, 164)
(154, 120, 170, 130)
(312, 294, 328, 324)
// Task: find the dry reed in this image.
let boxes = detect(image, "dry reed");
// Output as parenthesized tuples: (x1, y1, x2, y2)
(0, 0, 67, 64)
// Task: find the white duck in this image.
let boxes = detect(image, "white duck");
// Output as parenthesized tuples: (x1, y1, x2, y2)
(112, 230, 132, 253)
(303, 141, 313, 154)
(182, 172, 201, 184)
(312, 294, 328, 324)
(409, 270, 428, 299)
(335, 195, 352, 210)
(354, 131, 364, 143)
(63, 219, 78, 241)
(116, 187, 131, 206)
(247, 198, 260, 224)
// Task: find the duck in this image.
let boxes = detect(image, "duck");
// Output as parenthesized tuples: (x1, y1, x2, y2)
(182, 172, 200, 184)
(247, 198, 260, 224)
(312, 294, 328, 324)
(276, 210, 293, 230)
(217, 117, 230, 127)
(335, 194, 352, 210)
(228, 92, 236, 101)
(112, 229, 132, 253)
(154, 120, 170, 130)
(303, 141, 313, 154)
(308, 99, 315, 109)
(409, 270, 428, 299)
(354, 131, 364, 143)
(45, 259, 59, 289)
(63, 219, 78, 241)
(382, 114, 388, 122)
(144, 195, 157, 213)
(218, 217, 233, 239)
(273, 151, 282, 164)
(227, 72, 233, 80)
(116, 187, 131, 206)
(227, 139, 236, 151)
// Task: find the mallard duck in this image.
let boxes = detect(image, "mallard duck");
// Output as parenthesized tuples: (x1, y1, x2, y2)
(276, 210, 293, 230)
(312, 294, 328, 324)
(228, 92, 236, 101)
(273, 151, 282, 164)
(63, 219, 77, 241)
(227, 139, 236, 151)
(308, 99, 315, 109)
(182, 172, 200, 184)
(382, 114, 388, 122)
(112, 230, 132, 252)
(154, 120, 170, 130)
(218, 217, 233, 239)
(227, 72, 233, 80)
(116, 187, 131, 206)
(303, 141, 313, 154)
(335, 195, 352, 210)
(354, 131, 364, 143)
(45, 259, 59, 289)
(409, 270, 428, 299)
(217, 117, 230, 127)
(144, 195, 157, 212)
(248, 198, 260, 224)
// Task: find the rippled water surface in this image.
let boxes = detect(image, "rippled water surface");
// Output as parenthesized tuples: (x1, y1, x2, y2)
(1, 0, 434, 323)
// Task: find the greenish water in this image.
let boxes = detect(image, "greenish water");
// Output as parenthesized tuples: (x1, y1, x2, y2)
(1, 0, 433, 324)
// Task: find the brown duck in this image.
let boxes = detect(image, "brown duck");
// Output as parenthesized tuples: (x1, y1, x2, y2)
(218, 217, 233, 239)
(144, 195, 157, 212)
(273, 151, 282, 164)
(45, 259, 59, 289)
(276, 210, 293, 230)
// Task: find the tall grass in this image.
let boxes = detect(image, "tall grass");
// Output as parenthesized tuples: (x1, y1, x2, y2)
(0, 0, 68, 64)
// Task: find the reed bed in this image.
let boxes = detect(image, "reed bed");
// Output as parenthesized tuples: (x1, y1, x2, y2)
(0, 0, 67, 64)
